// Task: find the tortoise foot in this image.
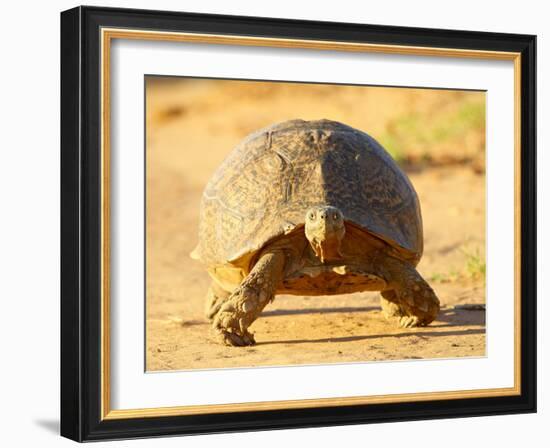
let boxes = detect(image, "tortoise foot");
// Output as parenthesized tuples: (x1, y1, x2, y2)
(212, 284, 269, 347)
(214, 328, 256, 347)
(381, 286, 440, 328)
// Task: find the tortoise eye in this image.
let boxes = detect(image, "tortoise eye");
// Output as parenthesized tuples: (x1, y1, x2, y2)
(308, 212, 316, 220)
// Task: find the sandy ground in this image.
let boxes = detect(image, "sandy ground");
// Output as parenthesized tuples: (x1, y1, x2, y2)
(145, 79, 486, 371)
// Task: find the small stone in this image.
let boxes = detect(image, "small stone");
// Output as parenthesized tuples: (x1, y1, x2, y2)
(167, 315, 183, 324)
(156, 344, 178, 353)
(454, 304, 486, 311)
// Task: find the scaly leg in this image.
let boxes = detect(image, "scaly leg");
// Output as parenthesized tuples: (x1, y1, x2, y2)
(213, 251, 286, 346)
(379, 256, 440, 328)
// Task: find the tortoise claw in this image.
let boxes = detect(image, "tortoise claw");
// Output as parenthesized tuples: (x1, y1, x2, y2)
(215, 328, 256, 347)
(399, 315, 422, 328)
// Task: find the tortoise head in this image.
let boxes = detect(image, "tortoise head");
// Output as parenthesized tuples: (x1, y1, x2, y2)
(304, 205, 346, 263)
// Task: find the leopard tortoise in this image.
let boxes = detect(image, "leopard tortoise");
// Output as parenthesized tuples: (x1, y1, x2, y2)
(191, 119, 440, 346)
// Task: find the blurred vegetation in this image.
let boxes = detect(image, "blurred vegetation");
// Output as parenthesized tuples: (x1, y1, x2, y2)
(378, 98, 485, 167)
(462, 247, 486, 281)
(429, 246, 486, 284)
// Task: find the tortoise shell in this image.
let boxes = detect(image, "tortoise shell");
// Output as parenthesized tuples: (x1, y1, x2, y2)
(192, 119, 423, 267)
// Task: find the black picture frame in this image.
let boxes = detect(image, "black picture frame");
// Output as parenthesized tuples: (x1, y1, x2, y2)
(61, 5, 536, 442)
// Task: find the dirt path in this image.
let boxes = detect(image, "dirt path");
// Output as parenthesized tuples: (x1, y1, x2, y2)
(145, 79, 486, 371)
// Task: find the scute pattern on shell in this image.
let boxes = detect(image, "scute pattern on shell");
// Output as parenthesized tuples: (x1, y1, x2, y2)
(194, 119, 423, 266)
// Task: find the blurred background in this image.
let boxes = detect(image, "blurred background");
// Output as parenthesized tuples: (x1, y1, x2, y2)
(146, 77, 486, 371)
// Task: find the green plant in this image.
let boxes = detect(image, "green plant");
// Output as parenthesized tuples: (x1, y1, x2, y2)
(461, 247, 486, 281)
(428, 270, 460, 283)
(376, 97, 485, 165)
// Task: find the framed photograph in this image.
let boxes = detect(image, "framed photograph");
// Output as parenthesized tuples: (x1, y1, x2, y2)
(60, 6, 536, 441)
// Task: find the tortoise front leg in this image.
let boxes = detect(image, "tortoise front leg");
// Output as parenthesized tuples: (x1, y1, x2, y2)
(379, 255, 440, 328)
(213, 251, 286, 346)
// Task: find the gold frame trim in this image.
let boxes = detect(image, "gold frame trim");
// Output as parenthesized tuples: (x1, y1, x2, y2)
(100, 28, 522, 421)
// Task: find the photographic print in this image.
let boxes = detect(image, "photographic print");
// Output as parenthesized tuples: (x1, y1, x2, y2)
(61, 7, 536, 440)
(145, 77, 486, 371)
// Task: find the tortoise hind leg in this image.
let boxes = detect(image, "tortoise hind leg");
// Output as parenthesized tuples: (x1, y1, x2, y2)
(204, 282, 231, 321)
(213, 250, 286, 346)
(379, 256, 440, 328)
